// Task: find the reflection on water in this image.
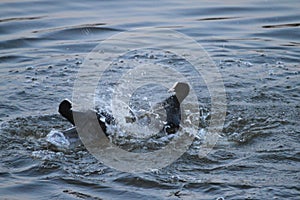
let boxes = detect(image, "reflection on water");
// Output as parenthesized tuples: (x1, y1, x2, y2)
(0, 0, 299, 199)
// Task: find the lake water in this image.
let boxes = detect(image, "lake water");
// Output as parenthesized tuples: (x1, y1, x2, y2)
(0, 0, 299, 199)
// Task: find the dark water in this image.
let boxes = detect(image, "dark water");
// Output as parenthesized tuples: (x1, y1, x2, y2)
(1, 0, 299, 199)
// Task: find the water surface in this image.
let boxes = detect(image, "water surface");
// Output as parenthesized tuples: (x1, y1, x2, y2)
(0, 0, 299, 199)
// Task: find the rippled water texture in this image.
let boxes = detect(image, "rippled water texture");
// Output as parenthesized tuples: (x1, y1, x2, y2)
(0, 0, 299, 199)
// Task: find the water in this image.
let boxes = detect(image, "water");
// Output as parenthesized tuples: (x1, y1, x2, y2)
(0, 0, 299, 199)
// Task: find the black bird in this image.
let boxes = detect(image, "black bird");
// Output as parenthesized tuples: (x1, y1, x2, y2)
(163, 82, 190, 133)
(58, 82, 189, 136)
(59, 99, 114, 135)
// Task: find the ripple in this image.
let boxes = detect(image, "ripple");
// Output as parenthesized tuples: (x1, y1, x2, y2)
(262, 22, 300, 29)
